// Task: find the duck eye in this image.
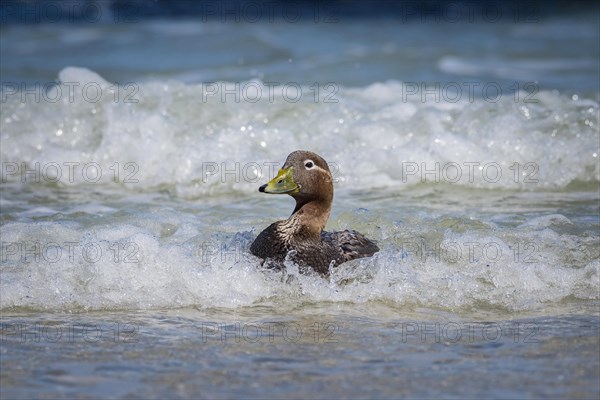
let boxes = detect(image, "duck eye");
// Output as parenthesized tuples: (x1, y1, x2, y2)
(304, 160, 314, 169)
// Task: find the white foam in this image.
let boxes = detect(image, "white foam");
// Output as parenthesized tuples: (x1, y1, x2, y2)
(1, 210, 597, 312)
(1, 69, 598, 313)
(1, 68, 598, 197)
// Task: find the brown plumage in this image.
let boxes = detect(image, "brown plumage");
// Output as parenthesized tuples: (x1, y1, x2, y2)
(250, 150, 379, 275)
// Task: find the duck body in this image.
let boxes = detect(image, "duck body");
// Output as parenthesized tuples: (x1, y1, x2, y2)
(250, 150, 379, 275)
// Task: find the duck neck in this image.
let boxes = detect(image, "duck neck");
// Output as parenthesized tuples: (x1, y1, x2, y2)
(290, 199, 331, 237)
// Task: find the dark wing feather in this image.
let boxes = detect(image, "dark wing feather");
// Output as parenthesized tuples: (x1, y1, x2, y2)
(251, 222, 287, 259)
(321, 230, 379, 263)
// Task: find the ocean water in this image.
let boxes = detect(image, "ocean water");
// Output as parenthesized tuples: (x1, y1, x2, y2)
(1, 3, 600, 399)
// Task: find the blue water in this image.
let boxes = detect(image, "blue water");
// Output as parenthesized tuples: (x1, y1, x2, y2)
(1, 1, 599, 398)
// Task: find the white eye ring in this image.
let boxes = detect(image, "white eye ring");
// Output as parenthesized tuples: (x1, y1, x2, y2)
(304, 160, 315, 169)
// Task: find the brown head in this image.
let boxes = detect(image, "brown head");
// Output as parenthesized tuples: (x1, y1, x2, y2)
(258, 150, 334, 232)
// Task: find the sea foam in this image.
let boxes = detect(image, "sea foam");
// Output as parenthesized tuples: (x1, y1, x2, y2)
(1, 67, 598, 198)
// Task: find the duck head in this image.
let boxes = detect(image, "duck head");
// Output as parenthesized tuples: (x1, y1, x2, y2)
(259, 150, 334, 212)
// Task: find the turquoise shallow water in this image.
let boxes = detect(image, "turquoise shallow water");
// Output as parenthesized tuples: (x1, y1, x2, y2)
(1, 3, 600, 399)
